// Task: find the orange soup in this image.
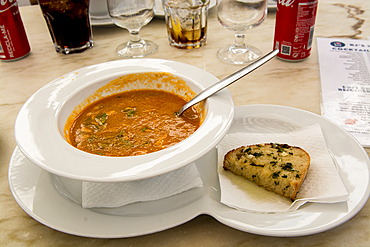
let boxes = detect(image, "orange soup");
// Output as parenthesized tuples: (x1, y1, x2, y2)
(67, 89, 200, 156)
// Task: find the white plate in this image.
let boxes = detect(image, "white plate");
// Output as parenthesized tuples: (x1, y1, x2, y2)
(90, 0, 216, 25)
(9, 105, 370, 237)
(14, 59, 234, 182)
(155, 0, 217, 17)
(268, 0, 277, 10)
(91, 0, 274, 26)
(156, 0, 275, 16)
(91, 16, 113, 26)
(8, 146, 214, 238)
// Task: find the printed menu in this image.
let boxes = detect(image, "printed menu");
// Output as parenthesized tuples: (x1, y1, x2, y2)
(317, 37, 370, 146)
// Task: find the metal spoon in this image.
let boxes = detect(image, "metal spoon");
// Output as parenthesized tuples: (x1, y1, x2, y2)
(176, 49, 279, 116)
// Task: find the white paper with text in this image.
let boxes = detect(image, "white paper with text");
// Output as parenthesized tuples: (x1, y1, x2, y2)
(317, 37, 370, 146)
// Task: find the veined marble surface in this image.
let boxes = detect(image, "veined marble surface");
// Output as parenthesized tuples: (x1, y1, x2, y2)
(1, 0, 370, 246)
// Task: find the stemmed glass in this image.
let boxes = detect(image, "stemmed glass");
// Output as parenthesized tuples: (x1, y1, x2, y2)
(217, 0, 268, 64)
(107, 0, 158, 58)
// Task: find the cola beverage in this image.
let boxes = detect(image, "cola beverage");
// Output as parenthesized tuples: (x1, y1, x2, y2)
(38, 0, 93, 54)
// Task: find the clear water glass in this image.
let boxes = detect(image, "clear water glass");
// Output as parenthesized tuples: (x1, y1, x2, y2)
(107, 0, 158, 58)
(217, 0, 267, 64)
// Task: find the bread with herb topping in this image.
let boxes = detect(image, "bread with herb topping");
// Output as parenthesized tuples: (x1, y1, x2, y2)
(223, 143, 310, 200)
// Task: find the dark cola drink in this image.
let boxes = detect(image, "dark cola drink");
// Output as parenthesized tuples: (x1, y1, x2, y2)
(38, 0, 93, 54)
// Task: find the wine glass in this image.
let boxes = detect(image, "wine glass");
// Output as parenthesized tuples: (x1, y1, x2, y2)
(217, 0, 268, 64)
(107, 0, 158, 58)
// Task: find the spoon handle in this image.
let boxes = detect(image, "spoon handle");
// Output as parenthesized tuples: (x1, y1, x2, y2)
(176, 49, 279, 116)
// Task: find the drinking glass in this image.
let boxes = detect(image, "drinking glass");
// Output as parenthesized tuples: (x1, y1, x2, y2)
(38, 0, 93, 54)
(162, 0, 209, 49)
(217, 0, 267, 64)
(107, 0, 157, 58)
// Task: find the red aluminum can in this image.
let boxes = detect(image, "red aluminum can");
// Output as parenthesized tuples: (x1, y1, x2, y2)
(273, 0, 318, 61)
(0, 0, 31, 61)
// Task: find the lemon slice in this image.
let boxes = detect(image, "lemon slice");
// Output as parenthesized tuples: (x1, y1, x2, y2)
(170, 17, 184, 40)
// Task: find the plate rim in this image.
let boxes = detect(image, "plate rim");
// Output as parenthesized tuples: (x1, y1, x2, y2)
(9, 104, 370, 238)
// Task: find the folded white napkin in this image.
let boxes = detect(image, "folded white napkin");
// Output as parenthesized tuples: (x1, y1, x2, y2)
(217, 124, 349, 213)
(82, 163, 203, 208)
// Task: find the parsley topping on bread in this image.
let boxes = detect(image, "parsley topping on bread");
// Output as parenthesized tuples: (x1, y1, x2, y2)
(223, 143, 310, 201)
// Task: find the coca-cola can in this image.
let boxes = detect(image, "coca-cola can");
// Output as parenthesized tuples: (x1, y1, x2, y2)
(0, 0, 31, 61)
(273, 0, 318, 62)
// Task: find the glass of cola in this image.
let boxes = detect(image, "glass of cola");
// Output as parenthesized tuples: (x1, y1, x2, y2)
(38, 0, 93, 55)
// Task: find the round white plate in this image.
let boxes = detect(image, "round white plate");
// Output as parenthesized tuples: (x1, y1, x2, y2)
(91, 0, 274, 26)
(91, 16, 113, 26)
(90, 0, 217, 25)
(268, 0, 277, 10)
(9, 105, 370, 237)
(14, 59, 234, 182)
(155, 0, 217, 17)
(8, 146, 212, 238)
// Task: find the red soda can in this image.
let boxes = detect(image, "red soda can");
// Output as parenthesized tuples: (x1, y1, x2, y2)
(0, 0, 31, 61)
(273, 0, 318, 61)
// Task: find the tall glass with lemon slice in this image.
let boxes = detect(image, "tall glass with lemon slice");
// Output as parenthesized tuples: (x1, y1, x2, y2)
(162, 0, 209, 49)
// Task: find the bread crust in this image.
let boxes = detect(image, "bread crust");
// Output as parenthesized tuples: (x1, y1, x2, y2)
(223, 143, 310, 200)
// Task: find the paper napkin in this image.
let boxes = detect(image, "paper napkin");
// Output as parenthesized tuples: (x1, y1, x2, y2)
(217, 124, 349, 213)
(82, 163, 203, 208)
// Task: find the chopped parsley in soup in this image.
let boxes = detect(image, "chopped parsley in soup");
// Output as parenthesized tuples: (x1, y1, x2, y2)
(66, 89, 200, 156)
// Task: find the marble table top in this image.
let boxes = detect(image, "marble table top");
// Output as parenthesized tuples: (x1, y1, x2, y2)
(1, 0, 369, 246)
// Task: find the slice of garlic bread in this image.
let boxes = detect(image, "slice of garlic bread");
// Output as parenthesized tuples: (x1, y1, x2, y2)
(223, 143, 310, 200)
